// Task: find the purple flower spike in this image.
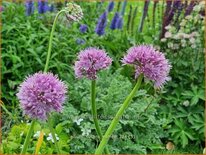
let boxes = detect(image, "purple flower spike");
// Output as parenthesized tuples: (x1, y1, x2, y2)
(38, 0, 49, 14)
(74, 47, 112, 80)
(108, 1, 115, 12)
(79, 24, 88, 33)
(17, 72, 67, 120)
(95, 11, 108, 36)
(110, 12, 120, 30)
(25, 0, 35, 16)
(122, 45, 171, 88)
(116, 16, 123, 29)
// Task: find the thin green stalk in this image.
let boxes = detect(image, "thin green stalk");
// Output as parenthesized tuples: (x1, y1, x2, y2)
(44, 9, 66, 73)
(43, 10, 66, 154)
(95, 74, 143, 154)
(91, 80, 110, 154)
(0, 101, 15, 119)
(21, 120, 35, 154)
(48, 115, 61, 154)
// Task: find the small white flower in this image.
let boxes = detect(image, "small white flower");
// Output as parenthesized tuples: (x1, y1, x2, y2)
(181, 39, 186, 47)
(183, 33, 190, 39)
(189, 37, 195, 44)
(74, 118, 84, 126)
(161, 38, 167, 42)
(180, 20, 186, 27)
(81, 128, 91, 136)
(190, 32, 199, 37)
(185, 15, 192, 20)
(167, 42, 173, 48)
(47, 133, 59, 143)
(165, 32, 172, 38)
(33, 131, 41, 138)
(165, 25, 171, 30)
(193, 5, 201, 12)
(183, 100, 189, 107)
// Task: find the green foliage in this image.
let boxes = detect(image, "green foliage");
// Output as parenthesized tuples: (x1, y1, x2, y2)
(59, 70, 167, 153)
(2, 121, 70, 154)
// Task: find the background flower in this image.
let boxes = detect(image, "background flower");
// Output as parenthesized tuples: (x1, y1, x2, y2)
(110, 12, 120, 30)
(74, 47, 112, 80)
(107, 1, 114, 12)
(95, 11, 108, 36)
(79, 24, 88, 33)
(25, 0, 35, 16)
(17, 72, 67, 120)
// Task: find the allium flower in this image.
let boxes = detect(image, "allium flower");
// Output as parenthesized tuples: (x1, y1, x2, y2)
(74, 47, 112, 80)
(25, 0, 35, 16)
(107, 1, 115, 12)
(110, 12, 120, 30)
(95, 11, 108, 36)
(122, 45, 171, 88)
(38, 0, 49, 14)
(17, 72, 67, 120)
(79, 24, 88, 33)
(65, 3, 83, 22)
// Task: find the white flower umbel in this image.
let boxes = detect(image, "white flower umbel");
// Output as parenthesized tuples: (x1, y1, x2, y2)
(65, 3, 83, 22)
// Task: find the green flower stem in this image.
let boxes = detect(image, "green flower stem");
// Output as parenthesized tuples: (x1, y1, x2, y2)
(44, 9, 66, 73)
(95, 74, 143, 154)
(91, 80, 110, 154)
(43, 10, 67, 154)
(21, 120, 35, 154)
(48, 115, 61, 154)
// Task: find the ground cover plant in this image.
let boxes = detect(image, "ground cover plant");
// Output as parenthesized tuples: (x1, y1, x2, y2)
(1, 0, 205, 154)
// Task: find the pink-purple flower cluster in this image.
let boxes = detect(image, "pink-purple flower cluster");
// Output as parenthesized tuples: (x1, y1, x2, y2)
(74, 47, 112, 80)
(17, 72, 67, 120)
(122, 45, 171, 88)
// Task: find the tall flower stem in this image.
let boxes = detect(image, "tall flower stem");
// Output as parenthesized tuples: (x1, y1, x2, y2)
(48, 114, 61, 154)
(21, 120, 35, 154)
(95, 74, 143, 154)
(44, 9, 66, 72)
(91, 80, 110, 154)
(43, 10, 66, 154)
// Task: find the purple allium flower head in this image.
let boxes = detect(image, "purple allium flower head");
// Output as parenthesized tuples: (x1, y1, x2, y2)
(122, 45, 171, 88)
(108, 1, 115, 12)
(95, 11, 108, 36)
(17, 72, 67, 120)
(116, 16, 123, 29)
(79, 24, 88, 33)
(110, 12, 120, 30)
(38, 0, 49, 14)
(74, 47, 112, 80)
(25, 0, 35, 16)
